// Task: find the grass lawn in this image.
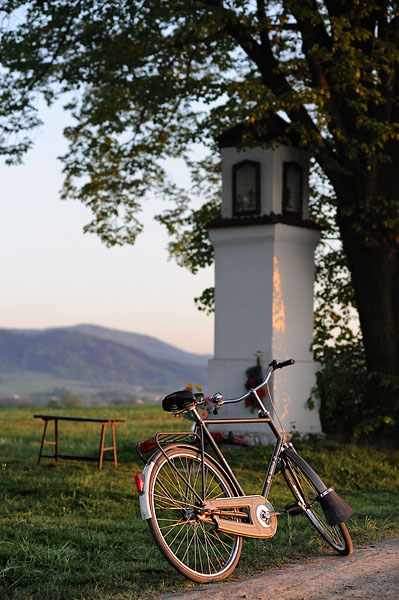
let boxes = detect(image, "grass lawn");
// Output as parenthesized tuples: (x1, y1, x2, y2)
(1, 405, 398, 599)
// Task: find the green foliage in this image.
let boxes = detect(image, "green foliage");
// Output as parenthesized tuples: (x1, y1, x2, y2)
(308, 164, 365, 438)
(1, 1, 399, 245)
(244, 357, 263, 391)
(194, 286, 215, 315)
(309, 164, 398, 439)
(311, 343, 367, 439)
(243, 353, 265, 410)
(312, 343, 398, 440)
(154, 155, 221, 274)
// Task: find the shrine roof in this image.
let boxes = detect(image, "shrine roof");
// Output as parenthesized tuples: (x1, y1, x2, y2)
(207, 213, 322, 230)
(217, 115, 302, 149)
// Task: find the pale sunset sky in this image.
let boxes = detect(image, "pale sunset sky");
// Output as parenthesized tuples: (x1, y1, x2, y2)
(0, 100, 214, 355)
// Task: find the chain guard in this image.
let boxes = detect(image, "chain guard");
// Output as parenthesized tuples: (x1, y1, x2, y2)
(203, 495, 277, 538)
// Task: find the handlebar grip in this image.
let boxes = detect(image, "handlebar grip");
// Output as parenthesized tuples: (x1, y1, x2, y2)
(270, 359, 295, 370)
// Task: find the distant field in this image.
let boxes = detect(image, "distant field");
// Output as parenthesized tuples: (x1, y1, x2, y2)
(0, 369, 154, 403)
(0, 370, 112, 397)
(1, 405, 398, 599)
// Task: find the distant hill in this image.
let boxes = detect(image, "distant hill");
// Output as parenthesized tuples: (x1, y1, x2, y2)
(0, 326, 210, 399)
(69, 324, 210, 367)
(11, 324, 211, 367)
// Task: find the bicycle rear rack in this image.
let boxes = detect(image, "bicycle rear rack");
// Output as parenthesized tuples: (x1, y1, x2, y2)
(136, 431, 200, 463)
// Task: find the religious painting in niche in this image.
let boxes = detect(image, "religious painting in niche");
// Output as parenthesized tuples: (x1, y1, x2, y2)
(282, 162, 303, 217)
(232, 160, 260, 216)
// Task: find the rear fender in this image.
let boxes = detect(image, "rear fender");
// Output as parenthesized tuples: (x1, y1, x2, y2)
(138, 461, 155, 520)
(138, 444, 242, 520)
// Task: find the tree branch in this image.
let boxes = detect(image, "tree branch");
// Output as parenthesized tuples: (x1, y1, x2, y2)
(199, 0, 335, 172)
(285, 0, 354, 153)
(256, 0, 270, 48)
(26, 2, 82, 92)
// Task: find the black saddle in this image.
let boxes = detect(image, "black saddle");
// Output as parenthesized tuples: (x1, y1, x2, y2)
(162, 390, 196, 413)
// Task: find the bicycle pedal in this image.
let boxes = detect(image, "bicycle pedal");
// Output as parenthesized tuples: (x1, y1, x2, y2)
(284, 502, 303, 516)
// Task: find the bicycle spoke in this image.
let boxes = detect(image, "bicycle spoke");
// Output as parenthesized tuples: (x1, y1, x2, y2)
(198, 523, 215, 573)
(208, 528, 237, 553)
(149, 449, 242, 580)
(198, 521, 227, 569)
(174, 520, 194, 560)
(160, 519, 187, 542)
(159, 459, 187, 500)
(205, 476, 227, 500)
(153, 488, 197, 511)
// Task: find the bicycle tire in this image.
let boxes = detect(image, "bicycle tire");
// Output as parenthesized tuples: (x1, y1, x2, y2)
(146, 446, 243, 583)
(281, 449, 353, 556)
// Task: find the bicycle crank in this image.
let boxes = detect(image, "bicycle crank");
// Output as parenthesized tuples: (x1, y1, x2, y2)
(203, 495, 277, 538)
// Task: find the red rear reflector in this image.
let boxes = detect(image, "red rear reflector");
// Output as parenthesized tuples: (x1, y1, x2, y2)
(139, 437, 157, 453)
(135, 473, 144, 493)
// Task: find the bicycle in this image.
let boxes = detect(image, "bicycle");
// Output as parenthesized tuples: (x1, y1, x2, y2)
(135, 359, 353, 583)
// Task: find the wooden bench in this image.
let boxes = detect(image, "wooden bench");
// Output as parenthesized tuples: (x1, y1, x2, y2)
(34, 415, 126, 469)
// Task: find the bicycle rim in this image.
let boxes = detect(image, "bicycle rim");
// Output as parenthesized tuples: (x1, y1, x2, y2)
(147, 447, 242, 582)
(282, 453, 352, 555)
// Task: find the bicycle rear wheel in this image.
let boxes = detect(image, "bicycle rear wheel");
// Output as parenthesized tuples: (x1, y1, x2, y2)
(281, 449, 353, 556)
(146, 446, 243, 582)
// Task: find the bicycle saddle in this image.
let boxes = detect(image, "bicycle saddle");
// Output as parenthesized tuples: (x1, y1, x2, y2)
(162, 390, 196, 413)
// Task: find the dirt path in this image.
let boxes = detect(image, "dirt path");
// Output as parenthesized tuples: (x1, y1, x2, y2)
(161, 538, 399, 600)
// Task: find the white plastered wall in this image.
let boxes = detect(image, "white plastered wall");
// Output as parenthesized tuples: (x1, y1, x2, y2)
(207, 224, 321, 444)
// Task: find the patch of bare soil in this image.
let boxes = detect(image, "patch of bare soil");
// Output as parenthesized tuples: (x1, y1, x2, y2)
(161, 538, 399, 600)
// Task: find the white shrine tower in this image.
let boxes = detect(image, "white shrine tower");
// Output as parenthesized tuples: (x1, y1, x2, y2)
(207, 118, 322, 444)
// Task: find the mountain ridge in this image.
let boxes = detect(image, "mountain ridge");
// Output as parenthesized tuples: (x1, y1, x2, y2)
(8, 324, 211, 366)
(0, 325, 210, 397)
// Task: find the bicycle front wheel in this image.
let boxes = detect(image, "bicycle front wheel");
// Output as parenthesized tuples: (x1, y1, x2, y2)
(146, 446, 243, 583)
(281, 449, 353, 556)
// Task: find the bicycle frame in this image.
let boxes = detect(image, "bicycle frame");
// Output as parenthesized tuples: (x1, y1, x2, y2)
(191, 360, 288, 503)
(193, 412, 284, 500)
(137, 359, 312, 535)
(137, 361, 293, 514)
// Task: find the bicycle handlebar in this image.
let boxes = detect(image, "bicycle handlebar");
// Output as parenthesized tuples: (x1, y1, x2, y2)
(212, 358, 295, 414)
(269, 359, 295, 370)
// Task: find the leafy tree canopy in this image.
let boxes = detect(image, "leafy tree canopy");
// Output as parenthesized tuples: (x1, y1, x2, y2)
(1, 1, 398, 244)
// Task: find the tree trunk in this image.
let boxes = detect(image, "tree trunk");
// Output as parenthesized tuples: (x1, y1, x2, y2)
(337, 198, 399, 437)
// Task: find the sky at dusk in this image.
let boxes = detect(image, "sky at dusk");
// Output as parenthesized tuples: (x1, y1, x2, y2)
(0, 100, 214, 355)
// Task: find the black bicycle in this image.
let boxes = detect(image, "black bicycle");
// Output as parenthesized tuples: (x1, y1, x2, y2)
(135, 359, 353, 583)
